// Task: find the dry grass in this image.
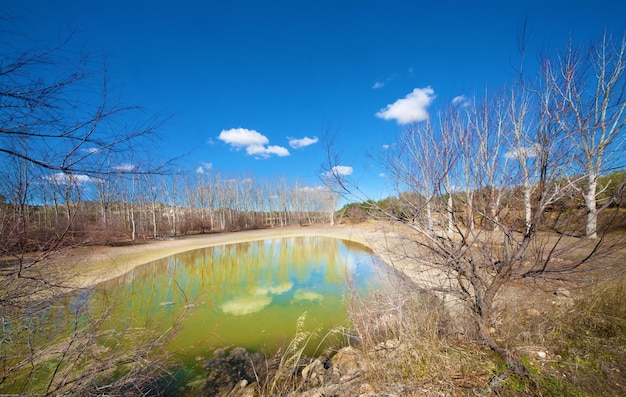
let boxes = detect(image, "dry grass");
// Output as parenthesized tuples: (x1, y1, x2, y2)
(345, 281, 495, 396)
(497, 274, 626, 396)
(340, 271, 626, 396)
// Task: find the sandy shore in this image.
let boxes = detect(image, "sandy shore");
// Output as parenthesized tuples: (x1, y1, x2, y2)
(61, 223, 395, 289)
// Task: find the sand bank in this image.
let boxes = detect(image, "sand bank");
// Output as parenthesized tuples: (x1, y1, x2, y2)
(62, 223, 394, 289)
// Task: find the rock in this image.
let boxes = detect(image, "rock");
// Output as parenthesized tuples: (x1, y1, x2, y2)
(536, 351, 547, 359)
(302, 358, 325, 388)
(226, 380, 258, 397)
(551, 287, 574, 307)
(340, 369, 361, 383)
(525, 308, 541, 317)
(331, 346, 363, 382)
(375, 339, 401, 351)
(554, 287, 571, 298)
(359, 383, 375, 394)
(385, 339, 400, 349)
(295, 348, 369, 396)
(294, 382, 355, 397)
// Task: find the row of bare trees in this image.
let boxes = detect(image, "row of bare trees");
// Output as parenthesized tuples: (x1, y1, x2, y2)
(0, 32, 336, 255)
(1, 170, 337, 243)
(329, 30, 626, 379)
(377, 30, 626, 239)
(1, 170, 337, 246)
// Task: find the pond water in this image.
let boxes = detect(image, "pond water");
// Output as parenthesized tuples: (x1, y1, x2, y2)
(90, 236, 392, 386)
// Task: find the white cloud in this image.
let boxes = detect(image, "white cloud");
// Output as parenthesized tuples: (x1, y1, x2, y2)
(326, 165, 353, 177)
(298, 185, 325, 192)
(381, 144, 390, 149)
(44, 173, 93, 185)
(505, 145, 540, 160)
(196, 162, 213, 174)
(375, 87, 436, 124)
(452, 95, 469, 107)
(218, 128, 268, 147)
(113, 163, 135, 171)
(379, 172, 387, 178)
(288, 136, 319, 149)
(218, 128, 289, 158)
(220, 295, 272, 316)
(372, 73, 399, 90)
(246, 144, 290, 158)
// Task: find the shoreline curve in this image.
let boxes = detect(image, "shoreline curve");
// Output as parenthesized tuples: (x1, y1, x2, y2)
(60, 223, 392, 289)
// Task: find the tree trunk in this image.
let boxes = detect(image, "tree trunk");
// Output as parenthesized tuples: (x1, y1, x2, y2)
(523, 180, 532, 235)
(150, 200, 158, 238)
(101, 204, 108, 228)
(584, 172, 598, 238)
(466, 194, 475, 231)
(425, 200, 434, 232)
(447, 193, 454, 232)
(130, 207, 136, 241)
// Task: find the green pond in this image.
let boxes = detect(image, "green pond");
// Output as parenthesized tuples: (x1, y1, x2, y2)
(8, 236, 393, 393)
(94, 236, 391, 385)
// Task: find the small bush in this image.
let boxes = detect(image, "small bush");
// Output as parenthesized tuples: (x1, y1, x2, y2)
(347, 283, 494, 395)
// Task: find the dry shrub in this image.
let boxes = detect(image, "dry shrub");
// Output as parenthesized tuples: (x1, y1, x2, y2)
(495, 275, 626, 396)
(1, 304, 177, 396)
(347, 283, 494, 395)
(259, 312, 317, 395)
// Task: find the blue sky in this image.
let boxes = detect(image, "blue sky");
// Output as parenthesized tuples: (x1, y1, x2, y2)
(8, 0, 626, 199)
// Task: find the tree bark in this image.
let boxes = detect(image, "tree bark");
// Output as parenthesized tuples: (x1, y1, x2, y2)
(584, 172, 598, 238)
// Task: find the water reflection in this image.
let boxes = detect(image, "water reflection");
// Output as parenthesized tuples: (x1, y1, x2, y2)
(221, 295, 273, 315)
(91, 236, 390, 362)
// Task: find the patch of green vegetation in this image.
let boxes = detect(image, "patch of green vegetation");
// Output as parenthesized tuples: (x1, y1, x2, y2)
(538, 276, 626, 396)
(522, 355, 588, 397)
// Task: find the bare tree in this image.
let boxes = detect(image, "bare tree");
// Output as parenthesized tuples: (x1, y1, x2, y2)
(464, 90, 510, 231)
(328, 75, 624, 383)
(505, 87, 539, 235)
(276, 175, 292, 227)
(378, 119, 453, 233)
(541, 31, 626, 238)
(0, 31, 174, 394)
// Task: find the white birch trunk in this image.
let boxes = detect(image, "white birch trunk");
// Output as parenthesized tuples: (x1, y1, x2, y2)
(426, 200, 434, 233)
(447, 193, 454, 233)
(524, 178, 532, 235)
(584, 173, 598, 238)
(130, 207, 136, 241)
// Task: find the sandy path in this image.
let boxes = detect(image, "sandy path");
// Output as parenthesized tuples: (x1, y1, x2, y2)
(62, 223, 392, 289)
